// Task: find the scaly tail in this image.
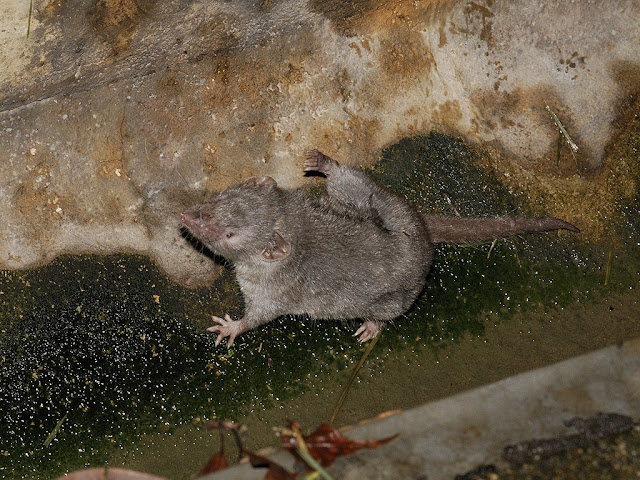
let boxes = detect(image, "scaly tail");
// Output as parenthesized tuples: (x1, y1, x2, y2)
(423, 215, 580, 243)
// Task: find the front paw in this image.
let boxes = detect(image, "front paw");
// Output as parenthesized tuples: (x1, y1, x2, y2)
(207, 314, 247, 348)
(304, 150, 339, 175)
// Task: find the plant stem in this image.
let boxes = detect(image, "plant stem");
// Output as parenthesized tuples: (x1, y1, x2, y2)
(329, 328, 383, 426)
(27, 0, 33, 38)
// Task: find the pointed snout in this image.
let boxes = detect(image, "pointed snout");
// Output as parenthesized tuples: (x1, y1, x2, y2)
(180, 210, 200, 231)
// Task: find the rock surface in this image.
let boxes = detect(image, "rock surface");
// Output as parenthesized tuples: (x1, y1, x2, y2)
(1, 0, 638, 284)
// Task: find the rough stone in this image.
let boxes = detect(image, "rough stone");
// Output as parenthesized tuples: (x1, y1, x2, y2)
(1, 0, 638, 284)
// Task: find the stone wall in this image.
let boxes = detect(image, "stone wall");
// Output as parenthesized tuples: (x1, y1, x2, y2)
(1, 0, 638, 284)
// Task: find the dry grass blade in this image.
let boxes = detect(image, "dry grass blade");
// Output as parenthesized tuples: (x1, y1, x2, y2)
(329, 327, 383, 426)
(545, 104, 578, 152)
(27, 0, 33, 38)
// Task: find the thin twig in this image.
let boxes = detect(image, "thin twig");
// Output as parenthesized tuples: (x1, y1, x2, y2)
(296, 447, 334, 480)
(329, 327, 383, 426)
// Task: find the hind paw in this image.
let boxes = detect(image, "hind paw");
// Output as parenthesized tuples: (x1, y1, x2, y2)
(354, 319, 382, 342)
(304, 150, 339, 175)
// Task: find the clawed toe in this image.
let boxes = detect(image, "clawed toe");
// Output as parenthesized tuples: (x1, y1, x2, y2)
(303, 150, 338, 175)
(354, 320, 382, 343)
(303, 150, 321, 171)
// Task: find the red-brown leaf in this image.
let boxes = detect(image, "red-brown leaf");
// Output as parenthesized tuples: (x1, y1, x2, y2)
(281, 421, 398, 468)
(245, 451, 295, 480)
(198, 450, 228, 476)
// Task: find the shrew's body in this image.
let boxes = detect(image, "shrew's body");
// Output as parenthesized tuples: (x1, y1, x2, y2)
(180, 150, 578, 347)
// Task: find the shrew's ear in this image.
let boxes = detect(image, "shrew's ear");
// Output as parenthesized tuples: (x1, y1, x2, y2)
(243, 176, 278, 189)
(261, 231, 290, 261)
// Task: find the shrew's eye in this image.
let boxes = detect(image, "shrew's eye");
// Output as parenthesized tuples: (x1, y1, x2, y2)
(226, 232, 234, 238)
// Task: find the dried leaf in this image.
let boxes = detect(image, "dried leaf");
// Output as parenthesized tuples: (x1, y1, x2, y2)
(205, 419, 247, 461)
(281, 421, 397, 469)
(198, 451, 228, 476)
(199, 421, 232, 475)
(245, 450, 295, 480)
(200, 419, 294, 479)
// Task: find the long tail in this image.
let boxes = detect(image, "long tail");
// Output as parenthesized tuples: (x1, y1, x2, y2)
(423, 215, 580, 243)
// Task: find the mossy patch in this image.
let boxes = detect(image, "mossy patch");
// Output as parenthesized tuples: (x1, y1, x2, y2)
(0, 256, 356, 478)
(365, 132, 629, 351)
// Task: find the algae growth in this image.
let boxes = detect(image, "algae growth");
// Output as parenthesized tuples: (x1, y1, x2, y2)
(1, 132, 637, 479)
(366, 132, 620, 349)
(0, 256, 352, 478)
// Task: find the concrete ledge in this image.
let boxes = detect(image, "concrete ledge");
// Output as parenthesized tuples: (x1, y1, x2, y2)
(204, 337, 640, 479)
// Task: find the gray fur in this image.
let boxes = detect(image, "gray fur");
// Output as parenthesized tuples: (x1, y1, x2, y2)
(180, 150, 578, 347)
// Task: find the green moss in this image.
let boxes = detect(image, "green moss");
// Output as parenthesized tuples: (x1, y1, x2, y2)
(0, 255, 362, 478)
(368, 132, 521, 217)
(1, 132, 638, 478)
(364, 132, 627, 351)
